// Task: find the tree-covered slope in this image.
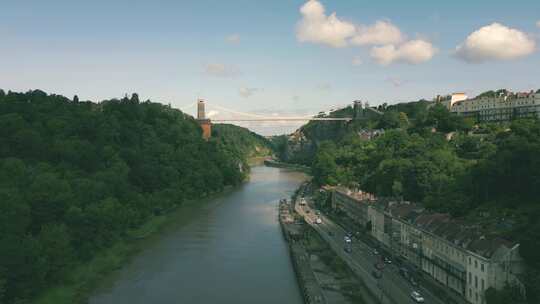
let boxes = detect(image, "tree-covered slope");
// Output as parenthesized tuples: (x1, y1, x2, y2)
(0, 89, 250, 303)
(211, 123, 272, 164)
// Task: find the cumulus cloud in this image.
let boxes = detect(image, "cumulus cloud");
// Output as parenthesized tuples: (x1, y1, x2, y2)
(386, 77, 407, 87)
(296, 0, 355, 48)
(316, 83, 332, 91)
(239, 87, 260, 98)
(455, 23, 536, 63)
(295, 1, 437, 65)
(204, 63, 240, 78)
(226, 34, 240, 43)
(537, 21, 540, 28)
(370, 39, 437, 65)
(352, 56, 363, 66)
(351, 20, 404, 46)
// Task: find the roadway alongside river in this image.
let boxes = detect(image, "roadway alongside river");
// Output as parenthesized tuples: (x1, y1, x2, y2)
(89, 166, 306, 304)
(297, 196, 447, 304)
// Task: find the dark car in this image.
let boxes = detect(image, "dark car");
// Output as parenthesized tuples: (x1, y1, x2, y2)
(371, 270, 382, 279)
(344, 246, 352, 253)
(410, 277, 419, 287)
(375, 262, 385, 270)
(399, 267, 410, 280)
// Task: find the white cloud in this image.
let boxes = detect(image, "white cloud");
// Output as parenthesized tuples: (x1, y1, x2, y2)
(239, 87, 260, 98)
(370, 39, 437, 65)
(316, 83, 332, 91)
(455, 23, 536, 63)
(295, 1, 436, 65)
(352, 56, 363, 66)
(226, 34, 240, 43)
(204, 63, 240, 78)
(351, 20, 404, 46)
(536, 21, 540, 28)
(386, 77, 407, 87)
(296, 0, 356, 48)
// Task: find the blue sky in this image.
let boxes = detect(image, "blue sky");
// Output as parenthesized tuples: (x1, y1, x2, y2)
(1, 0, 539, 134)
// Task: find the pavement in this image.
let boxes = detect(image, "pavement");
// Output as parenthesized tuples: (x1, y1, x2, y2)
(296, 197, 448, 304)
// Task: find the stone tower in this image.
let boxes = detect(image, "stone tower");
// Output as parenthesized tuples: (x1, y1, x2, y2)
(197, 99, 211, 140)
(353, 100, 363, 119)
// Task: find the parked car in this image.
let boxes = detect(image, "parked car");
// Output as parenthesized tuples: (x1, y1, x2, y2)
(344, 246, 352, 253)
(372, 249, 379, 255)
(384, 257, 392, 264)
(399, 267, 410, 280)
(371, 270, 382, 279)
(315, 218, 322, 224)
(410, 291, 424, 303)
(344, 236, 352, 243)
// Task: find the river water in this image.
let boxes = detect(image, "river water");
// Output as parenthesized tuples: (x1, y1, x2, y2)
(89, 166, 306, 304)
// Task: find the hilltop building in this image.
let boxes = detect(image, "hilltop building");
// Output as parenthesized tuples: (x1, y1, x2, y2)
(437, 90, 540, 122)
(450, 91, 540, 122)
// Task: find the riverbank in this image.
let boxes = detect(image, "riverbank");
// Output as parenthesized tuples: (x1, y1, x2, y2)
(264, 159, 311, 174)
(32, 187, 237, 304)
(280, 184, 369, 304)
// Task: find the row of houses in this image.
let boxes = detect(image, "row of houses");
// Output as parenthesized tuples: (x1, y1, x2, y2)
(327, 186, 524, 304)
(437, 91, 540, 122)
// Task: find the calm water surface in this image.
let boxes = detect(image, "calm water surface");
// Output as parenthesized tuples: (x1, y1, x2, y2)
(89, 166, 306, 304)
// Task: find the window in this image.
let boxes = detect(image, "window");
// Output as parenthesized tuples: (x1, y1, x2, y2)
(475, 260, 478, 268)
(481, 264, 484, 272)
(481, 279, 484, 290)
(469, 257, 471, 265)
(475, 276, 478, 288)
(469, 272, 472, 284)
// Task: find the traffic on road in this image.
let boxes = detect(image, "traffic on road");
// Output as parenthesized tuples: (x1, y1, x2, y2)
(295, 195, 445, 304)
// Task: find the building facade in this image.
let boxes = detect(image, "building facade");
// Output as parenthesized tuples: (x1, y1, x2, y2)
(328, 188, 525, 304)
(449, 91, 540, 122)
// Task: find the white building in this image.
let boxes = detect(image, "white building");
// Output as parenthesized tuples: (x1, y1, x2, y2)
(450, 91, 540, 122)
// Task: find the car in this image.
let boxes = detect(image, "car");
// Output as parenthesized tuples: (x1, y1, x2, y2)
(305, 209, 310, 214)
(315, 218, 322, 224)
(372, 249, 379, 255)
(344, 246, 352, 253)
(384, 257, 392, 264)
(399, 267, 410, 280)
(410, 291, 424, 303)
(371, 270, 382, 279)
(344, 236, 352, 243)
(315, 210, 321, 215)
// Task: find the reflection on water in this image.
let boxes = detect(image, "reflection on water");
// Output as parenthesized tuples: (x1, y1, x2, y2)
(89, 166, 306, 304)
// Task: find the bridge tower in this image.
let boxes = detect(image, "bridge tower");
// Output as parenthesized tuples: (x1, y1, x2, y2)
(353, 100, 364, 119)
(197, 99, 211, 140)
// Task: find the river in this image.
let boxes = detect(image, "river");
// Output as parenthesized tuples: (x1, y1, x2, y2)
(89, 166, 306, 304)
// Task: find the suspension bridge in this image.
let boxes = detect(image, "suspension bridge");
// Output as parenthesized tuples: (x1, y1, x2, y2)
(181, 99, 374, 139)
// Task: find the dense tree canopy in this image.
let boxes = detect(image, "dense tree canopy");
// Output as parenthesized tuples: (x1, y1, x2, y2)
(0, 90, 264, 303)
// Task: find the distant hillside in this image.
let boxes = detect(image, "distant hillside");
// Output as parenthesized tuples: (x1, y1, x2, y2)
(273, 99, 433, 165)
(211, 123, 273, 164)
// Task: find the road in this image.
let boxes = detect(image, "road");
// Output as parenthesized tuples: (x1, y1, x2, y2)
(296, 197, 447, 304)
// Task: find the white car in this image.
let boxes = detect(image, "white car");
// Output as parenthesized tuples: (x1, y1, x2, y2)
(315, 218, 322, 224)
(344, 236, 352, 243)
(410, 291, 424, 303)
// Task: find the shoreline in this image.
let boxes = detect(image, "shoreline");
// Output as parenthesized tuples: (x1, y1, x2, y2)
(32, 184, 240, 304)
